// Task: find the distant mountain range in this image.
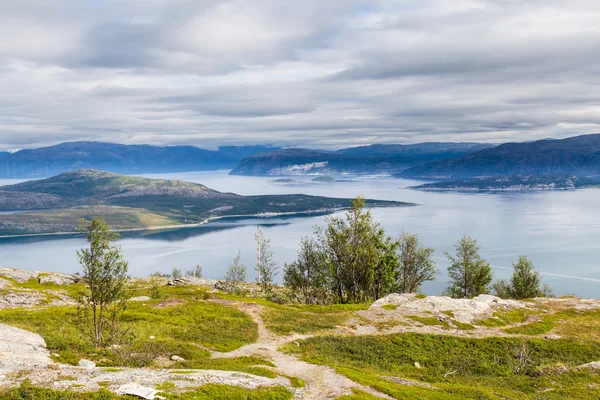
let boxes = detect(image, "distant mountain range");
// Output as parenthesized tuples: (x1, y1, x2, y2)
(0, 142, 279, 178)
(2, 135, 599, 180)
(400, 134, 600, 179)
(229, 143, 493, 176)
(0, 169, 410, 236)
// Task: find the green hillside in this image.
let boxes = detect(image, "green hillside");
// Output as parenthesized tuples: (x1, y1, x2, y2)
(0, 169, 411, 235)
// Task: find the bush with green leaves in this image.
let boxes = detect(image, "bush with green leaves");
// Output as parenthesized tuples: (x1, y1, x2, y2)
(493, 255, 553, 299)
(283, 197, 402, 304)
(283, 236, 330, 304)
(186, 265, 203, 278)
(395, 232, 437, 293)
(255, 228, 278, 293)
(172, 268, 183, 280)
(224, 251, 247, 292)
(444, 236, 493, 298)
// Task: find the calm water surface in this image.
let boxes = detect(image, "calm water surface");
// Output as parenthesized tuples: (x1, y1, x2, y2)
(0, 171, 598, 298)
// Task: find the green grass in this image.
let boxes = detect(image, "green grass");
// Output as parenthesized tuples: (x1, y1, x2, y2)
(474, 308, 537, 328)
(178, 357, 277, 378)
(336, 389, 383, 400)
(0, 298, 258, 368)
(264, 308, 350, 335)
(284, 375, 306, 388)
(214, 293, 367, 335)
(406, 315, 451, 329)
(382, 304, 398, 310)
(284, 332, 600, 400)
(0, 380, 293, 400)
(553, 308, 600, 341)
(451, 320, 475, 331)
(504, 318, 555, 335)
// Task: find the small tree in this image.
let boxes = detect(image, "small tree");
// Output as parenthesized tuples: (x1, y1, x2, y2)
(224, 251, 247, 291)
(283, 236, 329, 304)
(491, 279, 511, 299)
(255, 228, 278, 292)
(76, 218, 130, 348)
(494, 256, 553, 299)
(395, 232, 437, 293)
(186, 265, 203, 278)
(172, 268, 183, 279)
(444, 236, 492, 298)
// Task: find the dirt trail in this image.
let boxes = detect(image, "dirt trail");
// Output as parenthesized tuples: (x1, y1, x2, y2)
(210, 299, 393, 400)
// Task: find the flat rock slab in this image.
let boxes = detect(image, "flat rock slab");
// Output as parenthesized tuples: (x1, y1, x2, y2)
(0, 323, 53, 374)
(0, 268, 42, 283)
(0, 268, 78, 285)
(371, 293, 528, 323)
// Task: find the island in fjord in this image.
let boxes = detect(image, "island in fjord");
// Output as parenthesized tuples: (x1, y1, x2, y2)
(0, 169, 412, 236)
(410, 175, 599, 191)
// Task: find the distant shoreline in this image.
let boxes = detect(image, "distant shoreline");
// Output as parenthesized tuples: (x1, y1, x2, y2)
(0, 204, 408, 239)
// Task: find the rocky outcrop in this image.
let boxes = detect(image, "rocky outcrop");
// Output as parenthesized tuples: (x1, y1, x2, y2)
(0, 324, 53, 375)
(167, 276, 219, 287)
(0, 267, 41, 283)
(371, 293, 529, 323)
(38, 273, 79, 285)
(0, 267, 78, 285)
(0, 277, 10, 290)
(0, 291, 45, 308)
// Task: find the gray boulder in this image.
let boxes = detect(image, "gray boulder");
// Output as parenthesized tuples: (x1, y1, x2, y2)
(167, 276, 217, 287)
(39, 273, 79, 285)
(78, 359, 96, 369)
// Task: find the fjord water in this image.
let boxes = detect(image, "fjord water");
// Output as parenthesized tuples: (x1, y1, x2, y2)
(0, 171, 598, 298)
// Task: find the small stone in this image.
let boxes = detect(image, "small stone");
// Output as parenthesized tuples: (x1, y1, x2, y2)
(414, 362, 422, 369)
(78, 359, 96, 369)
(149, 336, 156, 340)
(129, 296, 152, 302)
(170, 355, 184, 362)
(53, 381, 60, 386)
(544, 334, 561, 340)
(53, 353, 60, 357)
(116, 383, 160, 400)
(578, 361, 600, 371)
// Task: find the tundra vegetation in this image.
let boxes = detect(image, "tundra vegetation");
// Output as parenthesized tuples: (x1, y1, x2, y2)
(1, 199, 595, 400)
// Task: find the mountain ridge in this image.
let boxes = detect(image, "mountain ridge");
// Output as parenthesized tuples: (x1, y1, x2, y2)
(0, 142, 280, 178)
(399, 134, 600, 179)
(230, 142, 493, 176)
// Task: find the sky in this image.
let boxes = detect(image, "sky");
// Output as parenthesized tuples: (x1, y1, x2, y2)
(1, 0, 599, 151)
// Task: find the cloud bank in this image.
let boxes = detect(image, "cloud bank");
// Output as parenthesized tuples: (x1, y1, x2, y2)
(1, 0, 599, 150)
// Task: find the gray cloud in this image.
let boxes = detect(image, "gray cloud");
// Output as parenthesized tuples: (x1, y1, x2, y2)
(0, 0, 599, 151)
